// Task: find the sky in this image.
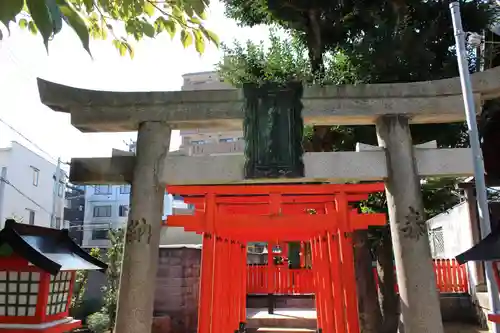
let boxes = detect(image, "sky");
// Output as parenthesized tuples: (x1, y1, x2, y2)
(0, 0, 270, 169)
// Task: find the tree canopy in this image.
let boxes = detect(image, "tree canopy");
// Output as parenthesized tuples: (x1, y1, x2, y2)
(223, 0, 497, 78)
(0, 0, 219, 57)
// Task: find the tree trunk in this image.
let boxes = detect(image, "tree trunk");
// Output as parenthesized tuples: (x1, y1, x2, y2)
(114, 122, 171, 333)
(376, 115, 443, 333)
(375, 228, 399, 333)
(354, 230, 382, 333)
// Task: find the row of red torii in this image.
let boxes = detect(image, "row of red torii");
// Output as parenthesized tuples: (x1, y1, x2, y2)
(165, 182, 388, 333)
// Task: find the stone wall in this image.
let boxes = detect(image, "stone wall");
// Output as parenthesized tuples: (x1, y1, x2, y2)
(153, 246, 201, 333)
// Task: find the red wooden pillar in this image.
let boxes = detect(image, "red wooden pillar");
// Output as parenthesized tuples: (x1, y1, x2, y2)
(327, 231, 347, 333)
(222, 239, 231, 333)
(336, 193, 360, 333)
(319, 235, 336, 333)
(324, 202, 347, 333)
(267, 241, 275, 294)
(197, 233, 216, 333)
(211, 237, 224, 333)
(300, 241, 307, 268)
(226, 240, 234, 332)
(240, 243, 247, 325)
(311, 237, 325, 332)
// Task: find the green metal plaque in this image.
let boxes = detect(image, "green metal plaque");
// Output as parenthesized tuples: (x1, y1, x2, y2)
(243, 82, 305, 179)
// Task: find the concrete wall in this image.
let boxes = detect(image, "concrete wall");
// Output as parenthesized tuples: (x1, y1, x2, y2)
(153, 246, 201, 333)
(0, 141, 65, 229)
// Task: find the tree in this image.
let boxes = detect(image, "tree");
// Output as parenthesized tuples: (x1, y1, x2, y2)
(70, 247, 101, 317)
(87, 228, 124, 333)
(0, 0, 219, 57)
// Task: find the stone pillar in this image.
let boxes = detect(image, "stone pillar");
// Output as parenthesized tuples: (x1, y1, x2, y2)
(376, 115, 443, 333)
(114, 122, 171, 333)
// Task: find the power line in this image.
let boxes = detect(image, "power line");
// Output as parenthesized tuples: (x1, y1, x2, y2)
(0, 117, 59, 164)
(0, 177, 52, 215)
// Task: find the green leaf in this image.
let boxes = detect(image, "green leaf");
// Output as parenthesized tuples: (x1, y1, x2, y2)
(201, 27, 219, 47)
(123, 41, 134, 59)
(26, 0, 53, 50)
(0, 0, 24, 32)
(28, 20, 38, 35)
(19, 18, 28, 29)
(56, 0, 91, 56)
(187, 0, 206, 18)
(82, 0, 93, 12)
(189, 17, 201, 24)
(193, 29, 204, 54)
(180, 29, 192, 48)
(45, 0, 63, 34)
(163, 19, 176, 39)
(199, 11, 207, 20)
(144, 1, 155, 17)
(142, 21, 155, 38)
(118, 43, 126, 56)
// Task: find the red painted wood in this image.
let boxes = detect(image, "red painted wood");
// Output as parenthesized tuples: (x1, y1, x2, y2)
(168, 182, 387, 333)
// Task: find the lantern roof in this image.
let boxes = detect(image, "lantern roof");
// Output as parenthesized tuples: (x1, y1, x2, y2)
(0, 219, 107, 275)
(456, 224, 500, 264)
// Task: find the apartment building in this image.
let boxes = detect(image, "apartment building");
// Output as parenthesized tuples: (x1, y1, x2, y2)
(81, 184, 197, 248)
(64, 184, 85, 245)
(0, 141, 66, 229)
(180, 71, 244, 156)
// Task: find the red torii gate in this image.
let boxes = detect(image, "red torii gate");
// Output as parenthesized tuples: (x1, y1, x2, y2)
(165, 183, 387, 333)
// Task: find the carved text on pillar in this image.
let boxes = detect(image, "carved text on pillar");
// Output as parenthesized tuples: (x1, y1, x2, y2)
(399, 206, 427, 240)
(126, 218, 152, 244)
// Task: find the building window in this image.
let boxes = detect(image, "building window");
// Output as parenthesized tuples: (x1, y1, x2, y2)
(119, 185, 131, 194)
(93, 205, 112, 218)
(94, 185, 111, 195)
(31, 167, 39, 187)
(219, 138, 236, 143)
(0, 271, 40, 316)
(25, 209, 35, 225)
(92, 229, 109, 240)
(57, 182, 64, 197)
(191, 140, 208, 145)
(119, 205, 129, 217)
(429, 227, 445, 258)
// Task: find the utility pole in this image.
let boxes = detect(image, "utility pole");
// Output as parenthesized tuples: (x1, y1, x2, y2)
(0, 167, 7, 229)
(51, 158, 61, 229)
(450, 3, 500, 332)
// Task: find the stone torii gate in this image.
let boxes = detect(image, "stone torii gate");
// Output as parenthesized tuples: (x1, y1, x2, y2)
(37, 65, 500, 333)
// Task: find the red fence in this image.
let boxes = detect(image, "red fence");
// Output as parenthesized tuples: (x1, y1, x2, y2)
(247, 265, 315, 294)
(247, 259, 468, 295)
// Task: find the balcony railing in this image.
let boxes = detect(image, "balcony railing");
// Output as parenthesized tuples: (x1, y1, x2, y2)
(184, 141, 245, 156)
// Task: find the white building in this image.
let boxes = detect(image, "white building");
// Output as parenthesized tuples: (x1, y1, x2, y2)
(81, 184, 200, 248)
(179, 71, 244, 156)
(0, 141, 65, 229)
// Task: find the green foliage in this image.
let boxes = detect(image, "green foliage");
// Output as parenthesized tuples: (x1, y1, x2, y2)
(87, 312, 111, 333)
(71, 247, 101, 313)
(0, 0, 219, 57)
(223, 0, 497, 77)
(101, 228, 124, 332)
(217, 28, 360, 86)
